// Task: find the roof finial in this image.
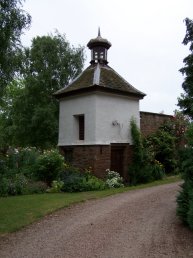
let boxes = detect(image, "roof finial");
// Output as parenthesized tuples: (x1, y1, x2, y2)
(98, 27, 101, 37)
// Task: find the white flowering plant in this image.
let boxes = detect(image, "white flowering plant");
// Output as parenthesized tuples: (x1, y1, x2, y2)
(105, 169, 124, 188)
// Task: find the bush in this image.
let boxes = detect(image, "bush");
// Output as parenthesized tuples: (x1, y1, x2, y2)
(105, 169, 124, 188)
(0, 176, 9, 196)
(23, 181, 48, 194)
(34, 149, 64, 185)
(0, 156, 8, 176)
(6, 148, 38, 171)
(145, 130, 177, 174)
(0, 174, 28, 196)
(176, 144, 193, 229)
(129, 164, 153, 185)
(129, 119, 151, 185)
(151, 160, 165, 180)
(83, 176, 106, 191)
(187, 189, 193, 229)
(47, 180, 64, 193)
(176, 182, 191, 224)
(60, 166, 105, 192)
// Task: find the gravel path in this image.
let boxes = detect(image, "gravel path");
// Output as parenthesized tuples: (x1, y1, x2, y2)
(0, 182, 193, 258)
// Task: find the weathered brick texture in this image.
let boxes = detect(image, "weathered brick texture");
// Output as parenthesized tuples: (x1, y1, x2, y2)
(60, 145, 111, 179)
(140, 111, 173, 137)
(60, 144, 133, 181)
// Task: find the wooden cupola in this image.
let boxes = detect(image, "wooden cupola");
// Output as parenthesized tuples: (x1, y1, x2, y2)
(87, 28, 112, 65)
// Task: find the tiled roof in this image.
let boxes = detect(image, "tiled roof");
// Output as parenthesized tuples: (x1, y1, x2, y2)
(54, 63, 146, 99)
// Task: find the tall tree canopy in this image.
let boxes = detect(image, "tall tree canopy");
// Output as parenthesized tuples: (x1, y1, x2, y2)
(178, 18, 193, 119)
(0, 0, 31, 97)
(5, 32, 85, 149)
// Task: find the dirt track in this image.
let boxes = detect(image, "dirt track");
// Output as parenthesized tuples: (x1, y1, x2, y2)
(0, 182, 193, 258)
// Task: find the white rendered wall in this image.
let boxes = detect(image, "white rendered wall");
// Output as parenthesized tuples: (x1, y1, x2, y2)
(58, 92, 140, 146)
(95, 92, 140, 144)
(58, 94, 97, 145)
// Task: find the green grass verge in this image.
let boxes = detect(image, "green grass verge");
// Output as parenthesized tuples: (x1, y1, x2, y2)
(0, 175, 181, 234)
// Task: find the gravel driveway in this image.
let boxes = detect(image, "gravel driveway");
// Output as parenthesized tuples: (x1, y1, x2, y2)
(0, 182, 193, 258)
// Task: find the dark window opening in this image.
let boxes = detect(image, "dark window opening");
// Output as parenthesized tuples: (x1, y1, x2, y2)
(79, 115, 84, 140)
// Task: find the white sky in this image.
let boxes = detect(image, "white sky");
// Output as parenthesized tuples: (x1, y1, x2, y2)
(22, 0, 193, 115)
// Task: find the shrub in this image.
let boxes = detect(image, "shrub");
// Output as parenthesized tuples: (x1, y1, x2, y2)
(23, 181, 48, 194)
(176, 182, 191, 224)
(129, 119, 155, 185)
(145, 130, 177, 174)
(3, 147, 40, 180)
(47, 180, 64, 193)
(187, 189, 193, 229)
(0, 176, 9, 197)
(0, 174, 28, 196)
(151, 160, 165, 180)
(60, 166, 83, 192)
(176, 129, 193, 230)
(0, 156, 8, 176)
(129, 164, 153, 185)
(60, 165, 105, 192)
(83, 177, 106, 191)
(8, 174, 28, 195)
(34, 149, 64, 185)
(105, 169, 124, 188)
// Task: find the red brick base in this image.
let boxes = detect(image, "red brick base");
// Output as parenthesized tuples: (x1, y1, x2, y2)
(60, 144, 133, 181)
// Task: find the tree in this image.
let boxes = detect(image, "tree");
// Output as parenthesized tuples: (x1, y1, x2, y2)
(178, 18, 193, 119)
(0, 80, 24, 152)
(10, 32, 85, 149)
(160, 110, 189, 148)
(0, 0, 31, 98)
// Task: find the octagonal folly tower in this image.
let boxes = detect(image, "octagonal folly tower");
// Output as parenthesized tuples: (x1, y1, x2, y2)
(54, 30, 146, 180)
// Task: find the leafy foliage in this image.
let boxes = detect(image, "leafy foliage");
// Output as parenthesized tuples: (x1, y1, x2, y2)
(176, 182, 192, 224)
(176, 123, 193, 230)
(0, 32, 85, 149)
(34, 149, 64, 185)
(130, 119, 144, 163)
(0, 0, 31, 97)
(187, 192, 193, 229)
(129, 119, 165, 185)
(145, 129, 177, 174)
(178, 18, 193, 119)
(60, 166, 106, 192)
(0, 148, 64, 196)
(160, 110, 189, 148)
(0, 173, 28, 196)
(46, 180, 64, 193)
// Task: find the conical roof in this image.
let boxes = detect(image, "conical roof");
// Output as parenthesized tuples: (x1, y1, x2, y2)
(87, 28, 112, 50)
(54, 63, 146, 99)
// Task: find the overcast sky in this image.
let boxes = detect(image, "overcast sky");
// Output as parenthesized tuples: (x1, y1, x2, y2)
(22, 0, 193, 115)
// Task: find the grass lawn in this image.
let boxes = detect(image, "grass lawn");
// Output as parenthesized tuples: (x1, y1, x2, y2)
(0, 175, 181, 235)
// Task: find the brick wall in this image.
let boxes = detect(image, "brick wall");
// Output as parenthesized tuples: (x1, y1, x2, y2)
(140, 111, 173, 137)
(60, 145, 111, 179)
(60, 144, 134, 181)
